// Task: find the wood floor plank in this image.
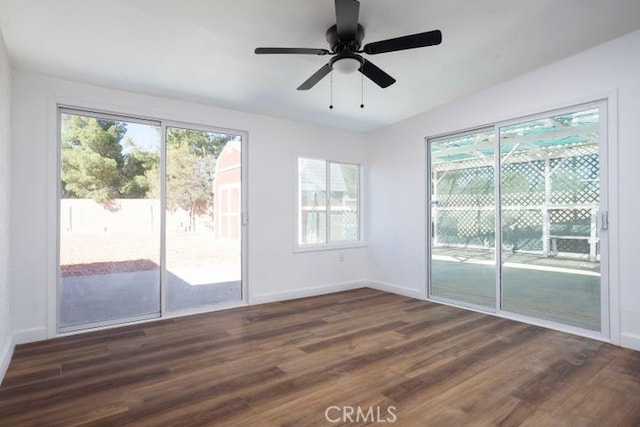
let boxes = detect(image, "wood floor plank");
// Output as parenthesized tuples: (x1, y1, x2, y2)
(1, 288, 639, 426)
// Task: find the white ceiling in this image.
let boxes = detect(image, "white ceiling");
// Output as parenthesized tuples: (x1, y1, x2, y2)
(1, 0, 640, 132)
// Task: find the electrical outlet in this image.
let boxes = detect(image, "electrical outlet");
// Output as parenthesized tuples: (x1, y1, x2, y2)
(338, 252, 345, 262)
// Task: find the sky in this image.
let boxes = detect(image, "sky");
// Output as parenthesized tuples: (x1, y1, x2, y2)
(124, 122, 160, 153)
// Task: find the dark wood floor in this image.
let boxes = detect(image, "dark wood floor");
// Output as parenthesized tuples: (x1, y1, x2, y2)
(1, 289, 640, 426)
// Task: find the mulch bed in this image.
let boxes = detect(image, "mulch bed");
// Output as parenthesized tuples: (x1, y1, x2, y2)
(61, 259, 159, 277)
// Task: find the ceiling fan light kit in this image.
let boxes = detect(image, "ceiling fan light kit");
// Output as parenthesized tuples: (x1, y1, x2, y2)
(255, 0, 442, 94)
(332, 56, 362, 74)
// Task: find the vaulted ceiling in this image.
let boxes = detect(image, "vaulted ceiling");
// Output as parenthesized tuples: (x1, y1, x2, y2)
(1, 0, 639, 132)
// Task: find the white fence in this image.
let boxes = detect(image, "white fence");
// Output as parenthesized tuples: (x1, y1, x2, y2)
(60, 199, 214, 233)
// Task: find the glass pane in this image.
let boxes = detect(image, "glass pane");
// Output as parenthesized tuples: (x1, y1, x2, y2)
(299, 158, 327, 245)
(429, 129, 496, 308)
(59, 113, 161, 329)
(329, 162, 359, 242)
(165, 127, 243, 312)
(500, 108, 601, 330)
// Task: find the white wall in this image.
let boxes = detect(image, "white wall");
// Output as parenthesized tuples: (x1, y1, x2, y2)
(367, 29, 640, 350)
(0, 30, 13, 382)
(8, 27, 640, 355)
(10, 72, 367, 343)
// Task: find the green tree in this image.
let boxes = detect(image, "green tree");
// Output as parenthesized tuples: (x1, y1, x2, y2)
(120, 136, 159, 198)
(61, 114, 158, 203)
(147, 128, 230, 231)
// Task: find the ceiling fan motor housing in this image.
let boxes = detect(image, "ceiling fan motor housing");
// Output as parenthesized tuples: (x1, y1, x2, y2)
(326, 24, 365, 53)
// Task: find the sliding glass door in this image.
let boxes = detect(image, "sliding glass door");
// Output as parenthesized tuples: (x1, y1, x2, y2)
(59, 111, 162, 330)
(428, 102, 608, 335)
(164, 126, 243, 311)
(59, 109, 245, 332)
(429, 128, 496, 309)
(499, 107, 604, 330)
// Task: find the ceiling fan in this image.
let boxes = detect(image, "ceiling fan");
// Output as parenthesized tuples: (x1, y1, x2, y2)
(254, 0, 442, 91)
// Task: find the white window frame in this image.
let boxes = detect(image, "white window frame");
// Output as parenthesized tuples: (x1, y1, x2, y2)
(295, 157, 364, 252)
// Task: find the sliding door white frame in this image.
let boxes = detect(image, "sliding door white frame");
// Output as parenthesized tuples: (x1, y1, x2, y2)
(160, 120, 249, 319)
(426, 97, 616, 343)
(54, 106, 248, 334)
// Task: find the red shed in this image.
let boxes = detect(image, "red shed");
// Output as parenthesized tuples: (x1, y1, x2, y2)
(213, 140, 241, 241)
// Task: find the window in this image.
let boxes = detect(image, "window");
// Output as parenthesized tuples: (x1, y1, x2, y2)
(298, 158, 360, 248)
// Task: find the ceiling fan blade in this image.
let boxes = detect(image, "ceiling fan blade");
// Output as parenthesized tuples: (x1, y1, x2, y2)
(335, 0, 360, 40)
(297, 63, 333, 90)
(255, 47, 330, 55)
(363, 30, 442, 55)
(359, 59, 396, 88)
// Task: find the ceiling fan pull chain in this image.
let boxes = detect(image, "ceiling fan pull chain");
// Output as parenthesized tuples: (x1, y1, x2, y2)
(360, 71, 364, 108)
(329, 70, 334, 109)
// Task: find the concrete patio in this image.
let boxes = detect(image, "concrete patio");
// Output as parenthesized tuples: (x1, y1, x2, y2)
(431, 247, 601, 331)
(60, 268, 242, 329)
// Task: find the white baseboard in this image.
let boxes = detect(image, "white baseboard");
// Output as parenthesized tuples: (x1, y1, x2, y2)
(249, 281, 367, 305)
(0, 334, 14, 386)
(620, 332, 640, 352)
(13, 327, 48, 345)
(367, 281, 424, 300)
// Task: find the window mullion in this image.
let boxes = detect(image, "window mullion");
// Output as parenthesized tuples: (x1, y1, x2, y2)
(160, 123, 167, 316)
(326, 160, 331, 244)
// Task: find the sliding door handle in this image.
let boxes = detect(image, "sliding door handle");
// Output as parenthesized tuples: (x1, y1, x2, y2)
(600, 211, 609, 231)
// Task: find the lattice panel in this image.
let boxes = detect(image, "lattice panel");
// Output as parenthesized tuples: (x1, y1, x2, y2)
(330, 210, 358, 240)
(549, 208, 593, 236)
(501, 191, 545, 206)
(502, 209, 543, 252)
(549, 206, 594, 254)
(433, 149, 599, 257)
(435, 210, 495, 247)
(556, 239, 590, 254)
(551, 154, 599, 204)
(502, 160, 544, 197)
(440, 193, 495, 207)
